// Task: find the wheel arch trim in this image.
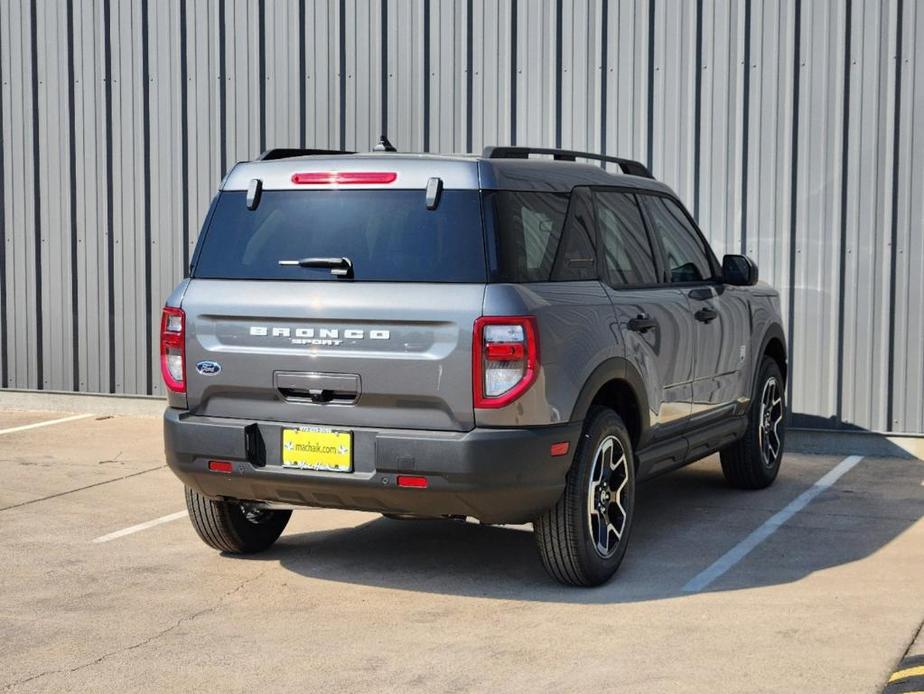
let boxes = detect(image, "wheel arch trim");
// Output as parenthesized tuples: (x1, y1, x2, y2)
(568, 357, 651, 446)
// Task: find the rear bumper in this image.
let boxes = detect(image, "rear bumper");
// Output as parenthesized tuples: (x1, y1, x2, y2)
(163, 409, 580, 524)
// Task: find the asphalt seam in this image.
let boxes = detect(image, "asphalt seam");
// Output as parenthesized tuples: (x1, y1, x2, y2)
(1, 569, 267, 691)
(0, 465, 166, 513)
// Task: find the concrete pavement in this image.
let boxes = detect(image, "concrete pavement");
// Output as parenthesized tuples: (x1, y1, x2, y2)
(1, 408, 922, 693)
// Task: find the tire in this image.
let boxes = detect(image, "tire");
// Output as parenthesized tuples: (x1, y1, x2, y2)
(184, 486, 291, 554)
(534, 407, 636, 587)
(720, 357, 786, 490)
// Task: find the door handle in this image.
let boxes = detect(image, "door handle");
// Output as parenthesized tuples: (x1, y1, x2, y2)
(627, 314, 658, 333)
(694, 307, 718, 324)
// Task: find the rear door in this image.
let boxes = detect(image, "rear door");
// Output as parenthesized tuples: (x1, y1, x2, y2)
(182, 187, 487, 432)
(638, 194, 748, 422)
(594, 189, 695, 444)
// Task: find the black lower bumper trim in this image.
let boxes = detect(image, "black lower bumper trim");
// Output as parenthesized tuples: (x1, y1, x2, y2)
(163, 410, 581, 524)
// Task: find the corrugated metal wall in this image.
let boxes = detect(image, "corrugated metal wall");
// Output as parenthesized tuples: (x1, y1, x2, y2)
(0, 0, 922, 434)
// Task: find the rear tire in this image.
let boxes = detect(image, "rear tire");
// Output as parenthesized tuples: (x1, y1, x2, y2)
(184, 486, 291, 554)
(720, 357, 786, 490)
(534, 407, 636, 587)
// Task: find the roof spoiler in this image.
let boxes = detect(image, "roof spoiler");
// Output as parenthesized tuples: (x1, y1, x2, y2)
(256, 148, 355, 161)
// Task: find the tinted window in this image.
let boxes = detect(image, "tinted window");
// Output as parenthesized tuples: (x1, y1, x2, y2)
(485, 189, 597, 282)
(192, 190, 486, 282)
(594, 190, 659, 286)
(640, 195, 714, 283)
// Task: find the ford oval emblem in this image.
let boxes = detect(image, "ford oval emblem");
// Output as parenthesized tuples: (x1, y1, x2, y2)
(195, 360, 222, 376)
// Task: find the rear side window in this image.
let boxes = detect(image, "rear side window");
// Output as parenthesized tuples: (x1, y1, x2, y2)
(639, 195, 714, 283)
(485, 189, 597, 282)
(192, 190, 486, 282)
(594, 190, 659, 286)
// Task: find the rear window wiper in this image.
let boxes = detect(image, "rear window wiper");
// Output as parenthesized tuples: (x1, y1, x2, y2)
(278, 256, 354, 278)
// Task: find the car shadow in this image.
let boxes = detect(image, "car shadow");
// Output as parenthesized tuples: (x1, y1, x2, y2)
(244, 454, 924, 604)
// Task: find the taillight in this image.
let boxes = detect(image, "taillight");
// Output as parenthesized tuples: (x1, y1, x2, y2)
(291, 171, 398, 185)
(473, 316, 539, 409)
(160, 307, 186, 393)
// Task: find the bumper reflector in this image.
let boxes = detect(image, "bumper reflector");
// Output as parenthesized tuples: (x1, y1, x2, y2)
(396, 475, 428, 489)
(208, 460, 233, 473)
(550, 442, 570, 457)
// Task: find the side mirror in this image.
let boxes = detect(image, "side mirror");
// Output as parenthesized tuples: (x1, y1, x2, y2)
(722, 254, 758, 286)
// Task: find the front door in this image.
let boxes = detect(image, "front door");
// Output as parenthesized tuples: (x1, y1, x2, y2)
(638, 194, 746, 423)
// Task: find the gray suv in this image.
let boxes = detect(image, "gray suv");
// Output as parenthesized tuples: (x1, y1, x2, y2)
(162, 144, 787, 587)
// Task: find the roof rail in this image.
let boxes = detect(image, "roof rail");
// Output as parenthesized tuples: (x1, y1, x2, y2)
(481, 146, 653, 179)
(256, 148, 355, 161)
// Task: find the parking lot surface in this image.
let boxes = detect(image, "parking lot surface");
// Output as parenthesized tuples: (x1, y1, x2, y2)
(1, 408, 923, 693)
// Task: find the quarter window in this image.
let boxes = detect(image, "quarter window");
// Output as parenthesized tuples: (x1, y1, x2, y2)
(640, 195, 714, 283)
(594, 190, 659, 287)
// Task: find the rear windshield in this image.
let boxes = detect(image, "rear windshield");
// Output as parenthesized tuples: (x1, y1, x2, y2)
(193, 190, 487, 282)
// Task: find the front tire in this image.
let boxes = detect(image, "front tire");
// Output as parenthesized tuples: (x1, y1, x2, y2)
(185, 486, 291, 554)
(534, 407, 636, 587)
(720, 357, 786, 489)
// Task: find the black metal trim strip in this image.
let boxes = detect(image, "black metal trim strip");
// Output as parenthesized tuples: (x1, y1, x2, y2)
(785, 0, 802, 405)
(599, 0, 608, 163)
(739, 0, 752, 255)
(511, 0, 518, 146)
(380, 0, 388, 137)
(553, 0, 561, 147)
(646, 0, 655, 171)
(104, 0, 116, 392)
(141, 0, 152, 395)
(30, 0, 43, 389)
(835, 0, 852, 423)
(423, 0, 430, 152)
(298, 0, 305, 149)
(465, 0, 473, 152)
(338, 0, 346, 150)
(0, 10, 7, 388)
(257, 0, 266, 153)
(218, 0, 227, 176)
(693, 0, 703, 219)
(886, 0, 904, 431)
(66, 0, 79, 390)
(179, 0, 190, 273)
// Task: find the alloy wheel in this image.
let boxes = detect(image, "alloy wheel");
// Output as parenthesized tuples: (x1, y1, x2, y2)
(586, 435, 630, 558)
(758, 376, 784, 467)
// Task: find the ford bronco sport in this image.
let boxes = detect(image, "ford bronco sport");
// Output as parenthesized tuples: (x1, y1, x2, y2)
(162, 143, 787, 587)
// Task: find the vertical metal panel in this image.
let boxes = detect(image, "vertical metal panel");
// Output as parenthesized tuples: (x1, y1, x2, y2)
(108, 0, 146, 394)
(303, 0, 340, 150)
(387, 0, 424, 152)
(343, 0, 383, 151)
(186, 0, 220, 263)
(471, 0, 513, 151)
(71, 0, 110, 392)
(559, 0, 603, 153)
(1, 0, 40, 390)
(839, 0, 899, 431)
(36, 0, 75, 391)
(602, 0, 651, 171)
(892, 0, 924, 433)
(430, 0, 466, 152)
(790, 0, 847, 427)
(696, 0, 746, 258)
(264, 0, 300, 151)
(148, 0, 184, 397)
(650, 0, 698, 203)
(2, 0, 923, 434)
(516, 0, 557, 149)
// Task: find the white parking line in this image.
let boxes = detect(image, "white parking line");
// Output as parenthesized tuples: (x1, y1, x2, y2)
(92, 511, 187, 543)
(0, 413, 95, 436)
(682, 454, 864, 593)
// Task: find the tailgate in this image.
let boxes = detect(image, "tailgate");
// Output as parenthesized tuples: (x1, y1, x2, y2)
(182, 280, 485, 431)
